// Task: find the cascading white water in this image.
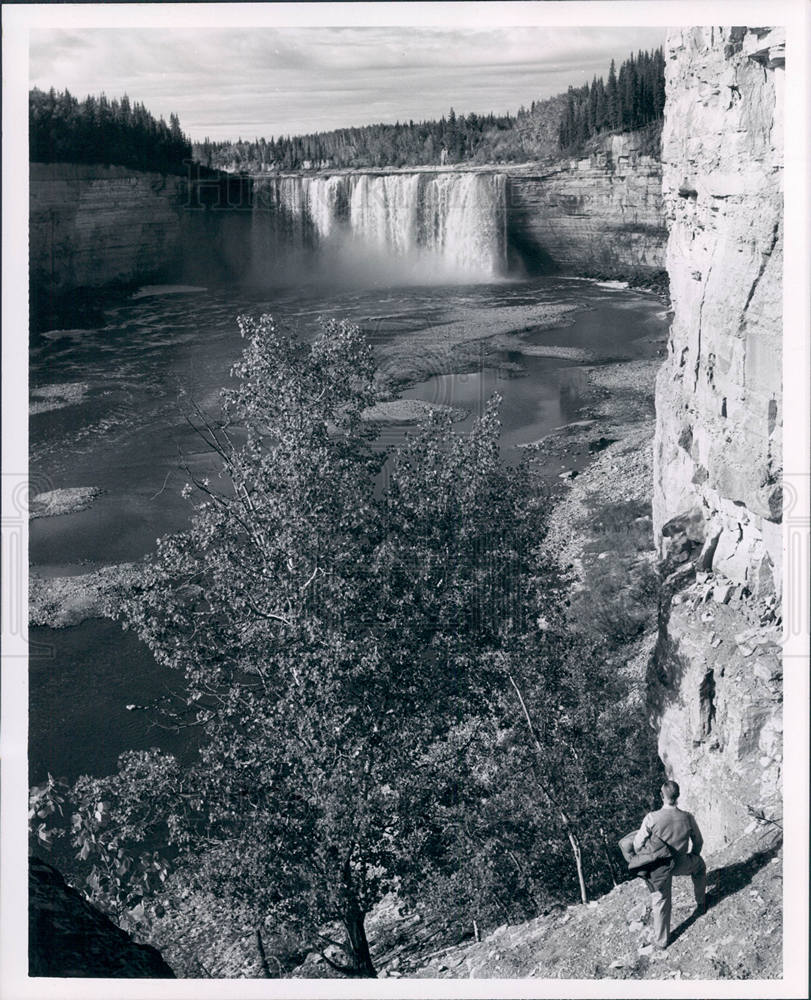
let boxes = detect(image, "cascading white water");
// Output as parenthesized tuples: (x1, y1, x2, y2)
(417, 173, 507, 276)
(349, 173, 423, 258)
(250, 171, 507, 283)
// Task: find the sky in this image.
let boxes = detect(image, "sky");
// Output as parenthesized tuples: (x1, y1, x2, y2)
(29, 25, 667, 142)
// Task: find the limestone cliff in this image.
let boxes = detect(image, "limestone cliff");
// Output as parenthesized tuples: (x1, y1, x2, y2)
(30, 146, 667, 308)
(507, 129, 666, 276)
(650, 27, 784, 852)
(29, 163, 186, 294)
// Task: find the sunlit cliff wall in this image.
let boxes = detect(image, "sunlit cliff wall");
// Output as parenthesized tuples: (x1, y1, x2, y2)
(650, 26, 784, 853)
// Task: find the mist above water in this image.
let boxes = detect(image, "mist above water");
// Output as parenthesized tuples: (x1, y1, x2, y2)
(249, 171, 509, 287)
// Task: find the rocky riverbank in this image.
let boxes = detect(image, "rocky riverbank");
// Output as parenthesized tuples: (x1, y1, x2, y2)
(530, 359, 661, 691)
(540, 357, 659, 565)
(535, 357, 659, 599)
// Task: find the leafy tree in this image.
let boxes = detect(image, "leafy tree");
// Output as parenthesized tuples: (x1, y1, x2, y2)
(393, 609, 663, 932)
(48, 315, 567, 977)
(367, 479, 663, 932)
(31, 314, 665, 974)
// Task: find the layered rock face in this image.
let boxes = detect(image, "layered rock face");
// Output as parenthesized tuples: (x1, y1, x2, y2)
(30, 147, 668, 303)
(651, 27, 784, 852)
(30, 163, 187, 293)
(507, 131, 666, 275)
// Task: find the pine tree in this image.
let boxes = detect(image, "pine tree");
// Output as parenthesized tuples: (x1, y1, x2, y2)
(606, 59, 619, 130)
(594, 77, 607, 132)
(653, 48, 666, 117)
(29, 87, 193, 173)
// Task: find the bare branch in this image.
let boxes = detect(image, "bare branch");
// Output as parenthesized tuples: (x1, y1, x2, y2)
(149, 469, 173, 501)
(300, 565, 322, 593)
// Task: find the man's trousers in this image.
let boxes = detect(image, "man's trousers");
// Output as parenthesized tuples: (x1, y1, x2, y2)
(648, 853, 706, 948)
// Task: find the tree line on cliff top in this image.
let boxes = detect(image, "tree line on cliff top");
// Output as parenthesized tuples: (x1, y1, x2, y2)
(29, 86, 192, 174)
(194, 47, 664, 171)
(196, 48, 664, 171)
(193, 102, 554, 173)
(557, 48, 666, 151)
(31, 316, 662, 978)
(29, 46, 663, 176)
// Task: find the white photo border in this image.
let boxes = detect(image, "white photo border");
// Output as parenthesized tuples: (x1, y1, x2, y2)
(3, 3, 809, 998)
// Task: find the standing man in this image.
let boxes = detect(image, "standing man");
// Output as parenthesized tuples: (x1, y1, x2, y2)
(633, 780, 706, 949)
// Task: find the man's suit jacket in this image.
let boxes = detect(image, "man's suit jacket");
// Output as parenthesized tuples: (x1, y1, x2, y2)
(633, 805, 703, 858)
(618, 829, 674, 891)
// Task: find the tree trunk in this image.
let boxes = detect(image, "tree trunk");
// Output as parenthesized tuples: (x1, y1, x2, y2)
(255, 927, 271, 978)
(600, 826, 619, 886)
(566, 828, 588, 905)
(507, 674, 590, 906)
(342, 899, 377, 978)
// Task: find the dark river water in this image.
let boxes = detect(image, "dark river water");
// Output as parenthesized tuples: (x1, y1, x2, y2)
(29, 276, 667, 785)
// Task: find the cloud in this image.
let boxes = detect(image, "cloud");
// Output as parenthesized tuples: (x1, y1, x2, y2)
(29, 26, 666, 140)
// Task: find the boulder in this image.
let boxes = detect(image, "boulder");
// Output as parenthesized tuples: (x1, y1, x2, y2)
(29, 857, 174, 977)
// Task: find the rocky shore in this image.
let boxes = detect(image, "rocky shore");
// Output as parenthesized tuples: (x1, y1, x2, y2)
(538, 357, 659, 569)
(530, 355, 662, 682)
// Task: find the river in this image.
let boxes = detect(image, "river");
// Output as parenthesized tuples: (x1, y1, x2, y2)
(29, 275, 668, 785)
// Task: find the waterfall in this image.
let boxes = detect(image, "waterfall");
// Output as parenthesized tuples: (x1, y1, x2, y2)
(250, 171, 507, 283)
(349, 173, 423, 258)
(417, 173, 507, 276)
